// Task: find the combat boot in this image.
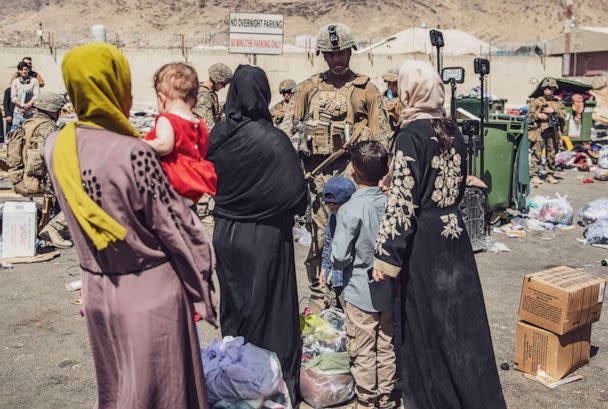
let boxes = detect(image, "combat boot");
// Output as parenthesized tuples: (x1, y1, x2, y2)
(545, 175, 559, 184)
(39, 227, 73, 249)
(530, 175, 543, 185)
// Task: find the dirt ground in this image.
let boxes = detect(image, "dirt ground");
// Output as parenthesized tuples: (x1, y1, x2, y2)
(0, 170, 607, 409)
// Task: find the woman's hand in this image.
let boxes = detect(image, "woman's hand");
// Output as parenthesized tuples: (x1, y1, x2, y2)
(372, 269, 386, 282)
(319, 270, 326, 287)
(466, 175, 488, 189)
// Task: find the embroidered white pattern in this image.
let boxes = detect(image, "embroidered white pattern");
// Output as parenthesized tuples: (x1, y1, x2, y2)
(440, 213, 464, 239)
(430, 147, 463, 208)
(375, 150, 417, 256)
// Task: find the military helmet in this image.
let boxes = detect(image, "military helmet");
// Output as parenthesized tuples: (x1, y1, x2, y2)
(208, 63, 233, 84)
(279, 79, 297, 93)
(315, 23, 358, 56)
(541, 77, 558, 90)
(33, 92, 65, 112)
(382, 68, 399, 83)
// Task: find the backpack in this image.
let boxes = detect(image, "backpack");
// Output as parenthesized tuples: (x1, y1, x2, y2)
(6, 117, 48, 194)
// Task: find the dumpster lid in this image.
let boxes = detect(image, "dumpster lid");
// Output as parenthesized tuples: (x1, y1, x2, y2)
(529, 77, 592, 98)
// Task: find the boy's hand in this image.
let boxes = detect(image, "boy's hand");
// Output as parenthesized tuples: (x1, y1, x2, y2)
(319, 270, 326, 287)
(372, 269, 386, 282)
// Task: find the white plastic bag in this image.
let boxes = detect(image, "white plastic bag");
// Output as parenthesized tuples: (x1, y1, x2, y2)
(584, 220, 608, 245)
(598, 145, 608, 169)
(539, 194, 574, 225)
(300, 367, 355, 408)
(527, 195, 550, 219)
(579, 198, 608, 226)
(594, 167, 608, 181)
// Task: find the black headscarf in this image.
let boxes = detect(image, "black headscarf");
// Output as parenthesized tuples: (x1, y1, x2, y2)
(207, 65, 307, 221)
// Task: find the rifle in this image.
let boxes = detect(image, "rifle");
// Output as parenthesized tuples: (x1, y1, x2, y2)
(541, 103, 562, 149)
(304, 119, 368, 180)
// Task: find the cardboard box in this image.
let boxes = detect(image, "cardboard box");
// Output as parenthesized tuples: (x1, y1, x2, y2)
(514, 321, 591, 380)
(518, 266, 606, 335)
(2, 201, 37, 258)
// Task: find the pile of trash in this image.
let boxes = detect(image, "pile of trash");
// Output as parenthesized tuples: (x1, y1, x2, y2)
(556, 144, 608, 181)
(201, 336, 292, 409)
(130, 108, 158, 134)
(54, 107, 158, 134)
(299, 308, 354, 408)
(579, 198, 608, 245)
(495, 193, 608, 248)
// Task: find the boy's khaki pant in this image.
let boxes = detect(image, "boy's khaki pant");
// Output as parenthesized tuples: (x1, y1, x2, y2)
(345, 303, 396, 409)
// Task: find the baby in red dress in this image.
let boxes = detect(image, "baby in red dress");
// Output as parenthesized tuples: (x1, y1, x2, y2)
(145, 63, 217, 206)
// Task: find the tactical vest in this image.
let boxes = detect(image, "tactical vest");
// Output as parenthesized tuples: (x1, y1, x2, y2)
(304, 75, 358, 155)
(6, 116, 50, 194)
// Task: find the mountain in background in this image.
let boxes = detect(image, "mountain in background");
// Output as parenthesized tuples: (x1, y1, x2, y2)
(1, 0, 607, 44)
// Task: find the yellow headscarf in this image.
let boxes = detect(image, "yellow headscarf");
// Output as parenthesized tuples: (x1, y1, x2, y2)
(53, 43, 139, 250)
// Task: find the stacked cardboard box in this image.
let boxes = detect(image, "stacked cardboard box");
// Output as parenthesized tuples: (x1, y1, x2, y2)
(514, 266, 606, 380)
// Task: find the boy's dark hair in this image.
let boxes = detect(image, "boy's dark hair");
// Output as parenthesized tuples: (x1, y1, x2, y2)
(17, 61, 30, 71)
(350, 141, 389, 185)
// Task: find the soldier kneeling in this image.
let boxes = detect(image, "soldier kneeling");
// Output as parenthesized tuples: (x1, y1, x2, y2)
(6, 92, 73, 248)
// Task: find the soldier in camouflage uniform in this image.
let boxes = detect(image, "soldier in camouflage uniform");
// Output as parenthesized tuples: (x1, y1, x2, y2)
(193, 63, 233, 132)
(292, 23, 390, 306)
(381, 68, 404, 145)
(6, 92, 72, 248)
(528, 78, 566, 184)
(271, 79, 296, 131)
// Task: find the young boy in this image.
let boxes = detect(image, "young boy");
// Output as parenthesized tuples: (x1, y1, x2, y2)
(319, 176, 357, 305)
(330, 141, 396, 409)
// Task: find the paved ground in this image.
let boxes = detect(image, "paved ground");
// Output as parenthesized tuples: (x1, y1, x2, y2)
(0, 171, 607, 409)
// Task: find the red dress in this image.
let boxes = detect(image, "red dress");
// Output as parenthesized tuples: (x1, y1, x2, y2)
(145, 112, 217, 203)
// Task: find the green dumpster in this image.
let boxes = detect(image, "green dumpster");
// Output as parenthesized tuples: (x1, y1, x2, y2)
(455, 97, 507, 119)
(459, 115, 530, 212)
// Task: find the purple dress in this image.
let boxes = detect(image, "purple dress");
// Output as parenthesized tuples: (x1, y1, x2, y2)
(45, 126, 217, 409)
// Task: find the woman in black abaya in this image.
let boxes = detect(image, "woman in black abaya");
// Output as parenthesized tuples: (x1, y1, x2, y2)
(207, 65, 308, 405)
(372, 61, 507, 409)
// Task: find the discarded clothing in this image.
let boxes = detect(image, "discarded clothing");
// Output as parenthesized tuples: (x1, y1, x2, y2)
(304, 352, 351, 376)
(201, 336, 291, 408)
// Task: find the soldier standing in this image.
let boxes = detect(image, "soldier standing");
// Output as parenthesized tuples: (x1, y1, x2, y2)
(6, 92, 72, 248)
(271, 79, 296, 129)
(381, 69, 402, 129)
(381, 68, 404, 145)
(528, 78, 566, 184)
(193, 63, 233, 132)
(292, 23, 389, 307)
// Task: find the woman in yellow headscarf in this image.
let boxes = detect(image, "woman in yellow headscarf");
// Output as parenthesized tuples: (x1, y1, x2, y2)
(45, 43, 217, 409)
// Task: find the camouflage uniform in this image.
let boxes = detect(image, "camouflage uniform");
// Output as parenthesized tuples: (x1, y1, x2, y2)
(6, 92, 71, 247)
(381, 68, 403, 146)
(528, 78, 566, 180)
(271, 79, 297, 131)
(193, 64, 232, 219)
(292, 24, 391, 301)
(192, 63, 233, 132)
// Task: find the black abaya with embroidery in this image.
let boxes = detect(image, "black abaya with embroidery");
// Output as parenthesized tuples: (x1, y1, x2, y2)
(373, 119, 507, 409)
(207, 65, 308, 405)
